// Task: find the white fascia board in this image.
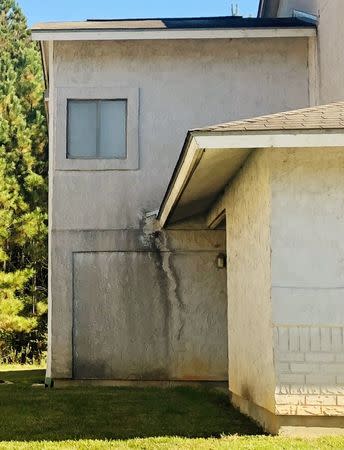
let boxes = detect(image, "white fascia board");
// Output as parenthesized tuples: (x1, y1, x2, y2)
(194, 132, 344, 149)
(159, 129, 344, 227)
(159, 139, 203, 228)
(31, 27, 315, 42)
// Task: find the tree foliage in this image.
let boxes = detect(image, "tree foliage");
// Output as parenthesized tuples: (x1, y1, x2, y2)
(0, 0, 48, 362)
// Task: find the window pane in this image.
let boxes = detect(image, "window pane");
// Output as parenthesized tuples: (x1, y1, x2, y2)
(99, 100, 127, 158)
(68, 100, 97, 158)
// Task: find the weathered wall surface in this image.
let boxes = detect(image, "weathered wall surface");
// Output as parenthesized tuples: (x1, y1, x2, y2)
(271, 147, 344, 416)
(49, 37, 309, 380)
(73, 248, 227, 380)
(224, 150, 276, 413)
(50, 226, 228, 380)
(316, 1, 344, 104)
(276, 0, 344, 104)
(51, 38, 309, 231)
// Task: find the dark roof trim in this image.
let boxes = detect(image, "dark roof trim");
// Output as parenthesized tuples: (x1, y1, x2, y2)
(86, 15, 244, 23)
(33, 16, 315, 33)
(85, 16, 314, 30)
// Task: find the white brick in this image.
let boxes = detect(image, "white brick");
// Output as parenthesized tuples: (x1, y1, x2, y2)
(337, 376, 344, 384)
(290, 362, 319, 373)
(275, 405, 297, 415)
(322, 406, 344, 416)
(279, 373, 305, 384)
(331, 328, 343, 352)
(296, 405, 322, 415)
(275, 394, 305, 405)
(289, 328, 300, 352)
(320, 328, 332, 352)
(299, 328, 310, 352)
(320, 385, 344, 395)
(305, 352, 335, 363)
(306, 374, 336, 384)
(278, 352, 304, 363)
(321, 363, 344, 374)
(275, 384, 290, 395)
(310, 328, 321, 351)
(290, 384, 320, 395)
(336, 353, 344, 362)
(306, 395, 337, 406)
(277, 362, 290, 374)
(337, 397, 344, 406)
(278, 327, 289, 352)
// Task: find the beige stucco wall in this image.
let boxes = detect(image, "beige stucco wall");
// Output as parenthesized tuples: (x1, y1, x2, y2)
(277, 0, 344, 104)
(270, 147, 344, 416)
(49, 37, 310, 380)
(52, 38, 309, 231)
(316, 1, 344, 104)
(219, 146, 344, 430)
(224, 150, 276, 413)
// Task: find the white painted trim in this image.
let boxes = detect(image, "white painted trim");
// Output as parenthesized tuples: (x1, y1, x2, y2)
(159, 140, 203, 228)
(55, 86, 139, 171)
(207, 196, 226, 230)
(159, 130, 344, 227)
(40, 41, 49, 87)
(47, 40, 54, 379)
(194, 132, 344, 150)
(31, 27, 315, 42)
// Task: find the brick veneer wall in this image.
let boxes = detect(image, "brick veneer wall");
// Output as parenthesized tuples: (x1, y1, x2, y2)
(274, 326, 344, 416)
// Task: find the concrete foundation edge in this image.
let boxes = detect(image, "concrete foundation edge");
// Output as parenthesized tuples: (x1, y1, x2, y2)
(53, 379, 228, 390)
(230, 391, 344, 437)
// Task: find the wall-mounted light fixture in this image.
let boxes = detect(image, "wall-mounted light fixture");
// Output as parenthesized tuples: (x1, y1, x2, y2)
(216, 253, 226, 269)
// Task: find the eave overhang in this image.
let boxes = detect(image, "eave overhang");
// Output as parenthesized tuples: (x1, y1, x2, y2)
(158, 129, 344, 228)
(31, 27, 315, 41)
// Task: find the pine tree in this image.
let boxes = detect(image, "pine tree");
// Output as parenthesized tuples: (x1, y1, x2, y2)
(0, 0, 48, 362)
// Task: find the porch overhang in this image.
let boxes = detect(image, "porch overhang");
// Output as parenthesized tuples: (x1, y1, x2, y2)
(158, 129, 344, 228)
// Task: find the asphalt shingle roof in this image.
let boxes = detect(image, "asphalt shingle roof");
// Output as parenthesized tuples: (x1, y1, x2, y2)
(195, 102, 344, 133)
(32, 16, 315, 31)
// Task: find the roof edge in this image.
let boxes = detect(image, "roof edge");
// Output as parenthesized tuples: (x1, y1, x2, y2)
(31, 26, 315, 42)
(158, 128, 344, 227)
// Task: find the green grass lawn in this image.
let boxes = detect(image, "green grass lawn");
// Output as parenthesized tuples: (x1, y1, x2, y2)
(0, 365, 344, 449)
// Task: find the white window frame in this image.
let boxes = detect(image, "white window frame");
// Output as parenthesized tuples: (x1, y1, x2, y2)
(55, 86, 139, 171)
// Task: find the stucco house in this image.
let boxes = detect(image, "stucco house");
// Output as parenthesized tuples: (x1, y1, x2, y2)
(32, 0, 344, 436)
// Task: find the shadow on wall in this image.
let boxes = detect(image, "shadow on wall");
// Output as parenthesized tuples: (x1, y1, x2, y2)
(0, 369, 263, 441)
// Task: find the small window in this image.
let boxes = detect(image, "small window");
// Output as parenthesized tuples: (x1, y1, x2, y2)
(67, 99, 127, 159)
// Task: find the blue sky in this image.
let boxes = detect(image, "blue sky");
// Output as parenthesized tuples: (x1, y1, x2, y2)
(18, 1, 259, 26)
